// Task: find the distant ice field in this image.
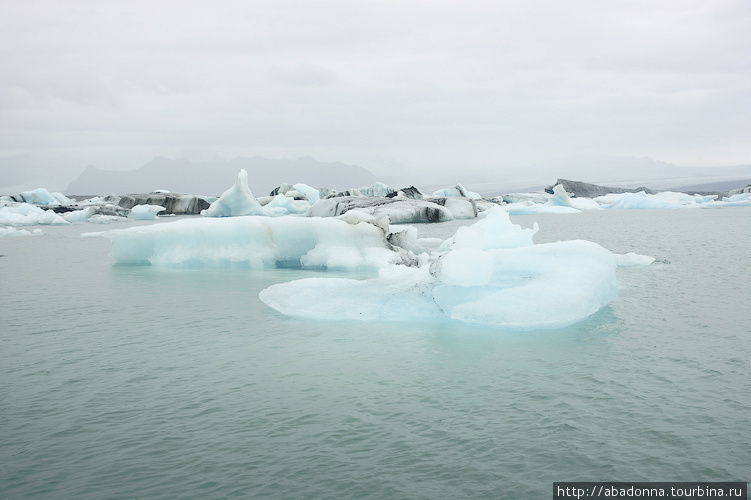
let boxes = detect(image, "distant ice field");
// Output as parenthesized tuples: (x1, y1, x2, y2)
(1, 208, 749, 499)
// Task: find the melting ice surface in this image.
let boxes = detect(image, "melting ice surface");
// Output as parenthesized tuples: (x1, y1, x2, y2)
(103, 206, 652, 329)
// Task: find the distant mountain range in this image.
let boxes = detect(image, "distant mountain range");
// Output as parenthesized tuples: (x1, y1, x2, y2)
(65, 156, 378, 196)
(1, 152, 748, 197)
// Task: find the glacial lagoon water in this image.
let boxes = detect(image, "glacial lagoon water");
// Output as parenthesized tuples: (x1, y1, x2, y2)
(1, 208, 749, 499)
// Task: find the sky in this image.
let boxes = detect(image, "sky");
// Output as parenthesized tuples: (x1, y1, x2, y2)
(1, 0, 750, 182)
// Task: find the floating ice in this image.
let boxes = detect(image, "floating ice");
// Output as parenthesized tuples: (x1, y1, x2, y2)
(433, 183, 481, 200)
(356, 182, 393, 197)
(204, 169, 269, 217)
(0, 227, 35, 237)
(0, 203, 69, 226)
(104, 214, 405, 269)
(260, 207, 622, 329)
(19, 188, 72, 206)
(441, 198, 477, 219)
(615, 253, 656, 266)
(308, 197, 455, 224)
(89, 215, 128, 224)
(260, 239, 619, 329)
(604, 191, 714, 209)
(62, 207, 97, 223)
(547, 184, 600, 210)
(702, 193, 751, 208)
(292, 183, 320, 204)
(128, 204, 167, 220)
(265, 194, 310, 215)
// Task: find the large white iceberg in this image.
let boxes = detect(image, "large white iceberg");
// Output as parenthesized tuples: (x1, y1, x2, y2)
(104, 212, 406, 269)
(260, 208, 625, 329)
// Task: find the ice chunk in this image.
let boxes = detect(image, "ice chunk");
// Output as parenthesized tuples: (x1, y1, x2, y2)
(260, 239, 619, 329)
(89, 215, 127, 224)
(19, 188, 72, 206)
(449, 207, 537, 250)
(441, 198, 477, 219)
(546, 184, 598, 210)
(292, 183, 320, 204)
(259, 207, 620, 329)
(703, 193, 751, 207)
(62, 207, 97, 223)
(607, 192, 679, 209)
(265, 194, 309, 215)
(615, 253, 655, 266)
(0, 203, 69, 226)
(308, 197, 454, 224)
(204, 169, 269, 217)
(128, 204, 167, 220)
(432, 183, 481, 199)
(103, 215, 402, 270)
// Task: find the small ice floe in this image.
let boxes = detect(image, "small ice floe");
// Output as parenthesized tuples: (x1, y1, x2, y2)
(128, 204, 167, 220)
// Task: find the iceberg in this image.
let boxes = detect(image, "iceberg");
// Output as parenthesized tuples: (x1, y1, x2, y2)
(702, 193, 751, 207)
(260, 208, 623, 329)
(433, 183, 482, 200)
(615, 253, 656, 266)
(204, 169, 269, 217)
(264, 194, 310, 214)
(99, 202, 650, 329)
(0, 203, 69, 226)
(62, 207, 97, 223)
(308, 197, 455, 223)
(605, 191, 704, 209)
(547, 184, 600, 210)
(117, 193, 211, 215)
(19, 188, 72, 206)
(292, 183, 321, 204)
(103, 213, 408, 269)
(128, 204, 167, 220)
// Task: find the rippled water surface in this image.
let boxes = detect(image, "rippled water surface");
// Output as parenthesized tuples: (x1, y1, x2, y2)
(1, 208, 749, 499)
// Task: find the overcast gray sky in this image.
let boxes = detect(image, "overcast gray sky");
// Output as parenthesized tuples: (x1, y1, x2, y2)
(1, 0, 750, 179)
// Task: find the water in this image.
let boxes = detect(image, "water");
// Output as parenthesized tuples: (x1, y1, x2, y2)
(1, 209, 749, 499)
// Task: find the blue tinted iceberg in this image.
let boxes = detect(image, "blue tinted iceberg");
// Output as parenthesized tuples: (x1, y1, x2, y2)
(260, 207, 622, 329)
(204, 169, 269, 217)
(104, 214, 404, 270)
(19, 188, 72, 206)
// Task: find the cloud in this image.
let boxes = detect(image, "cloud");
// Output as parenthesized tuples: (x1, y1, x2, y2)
(0, 0, 749, 178)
